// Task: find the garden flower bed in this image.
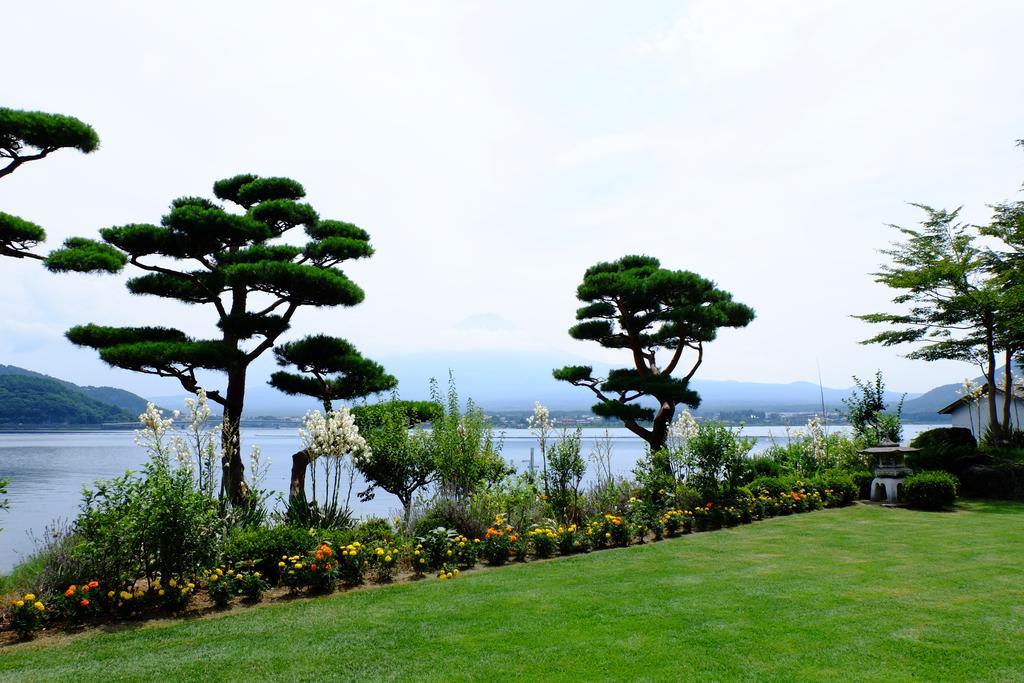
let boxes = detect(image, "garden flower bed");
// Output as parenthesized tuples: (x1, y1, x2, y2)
(1, 483, 848, 643)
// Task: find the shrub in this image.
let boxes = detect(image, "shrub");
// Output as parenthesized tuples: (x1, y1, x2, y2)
(587, 514, 630, 549)
(235, 570, 270, 602)
(812, 470, 858, 506)
(527, 526, 557, 559)
(451, 534, 479, 568)
(353, 517, 397, 547)
(367, 544, 400, 583)
(221, 525, 317, 581)
(466, 473, 545, 539)
(480, 521, 515, 565)
(336, 542, 367, 586)
(908, 428, 978, 473)
(903, 471, 958, 510)
(661, 509, 693, 536)
(204, 567, 237, 606)
(70, 462, 219, 591)
(547, 428, 586, 523)
(850, 470, 875, 500)
(688, 421, 755, 502)
(56, 581, 101, 623)
(418, 527, 457, 570)
(556, 523, 586, 555)
(958, 462, 1024, 500)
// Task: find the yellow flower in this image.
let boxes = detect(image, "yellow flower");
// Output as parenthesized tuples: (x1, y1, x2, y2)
(187, 583, 195, 589)
(452, 568, 459, 575)
(168, 578, 177, 588)
(376, 548, 384, 555)
(384, 555, 392, 562)
(210, 575, 219, 582)
(107, 591, 115, 599)
(158, 589, 166, 597)
(24, 593, 35, 601)
(33, 602, 45, 612)
(278, 561, 286, 568)
(14, 600, 24, 608)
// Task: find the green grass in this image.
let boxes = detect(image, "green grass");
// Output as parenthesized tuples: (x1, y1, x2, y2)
(2, 501, 1023, 681)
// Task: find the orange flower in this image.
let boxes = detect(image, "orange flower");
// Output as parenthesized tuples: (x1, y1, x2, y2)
(64, 586, 76, 598)
(612, 519, 621, 526)
(509, 535, 518, 542)
(79, 599, 90, 608)
(706, 502, 713, 509)
(311, 563, 318, 571)
(88, 580, 99, 589)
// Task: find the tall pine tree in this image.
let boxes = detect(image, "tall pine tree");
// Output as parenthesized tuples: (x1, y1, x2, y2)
(48, 174, 380, 502)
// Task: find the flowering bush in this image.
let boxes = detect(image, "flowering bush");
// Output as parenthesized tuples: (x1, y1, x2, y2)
(437, 565, 460, 581)
(7, 593, 46, 639)
(152, 576, 195, 612)
(57, 581, 100, 623)
(336, 542, 366, 587)
(661, 509, 693, 536)
(451, 534, 479, 568)
(235, 570, 270, 602)
(588, 514, 629, 549)
(418, 527, 458, 570)
(528, 526, 558, 559)
(481, 520, 515, 565)
(368, 545, 400, 583)
(409, 542, 429, 576)
(205, 566, 237, 606)
(556, 524, 586, 555)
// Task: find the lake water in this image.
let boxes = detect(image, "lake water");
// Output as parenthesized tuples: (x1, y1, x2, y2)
(0, 424, 945, 573)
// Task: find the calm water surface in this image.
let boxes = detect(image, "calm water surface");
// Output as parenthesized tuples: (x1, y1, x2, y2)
(0, 424, 944, 572)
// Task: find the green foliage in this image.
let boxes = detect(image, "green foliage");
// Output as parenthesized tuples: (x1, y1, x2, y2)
(221, 525, 317, 581)
(0, 374, 133, 425)
(546, 427, 586, 523)
(0, 211, 45, 259)
(553, 255, 754, 451)
(688, 420, 754, 503)
(69, 460, 220, 590)
(428, 375, 509, 499)
(270, 335, 396, 409)
(844, 371, 904, 445)
(903, 471, 959, 510)
(0, 107, 98, 158)
(908, 427, 978, 472)
(45, 237, 127, 273)
(352, 397, 440, 523)
(467, 473, 544, 536)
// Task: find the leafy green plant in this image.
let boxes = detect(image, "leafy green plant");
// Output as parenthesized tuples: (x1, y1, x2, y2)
(688, 421, 754, 503)
(235, 570, 270, 602)
(904, 471, 958, 510)
(428, 374, 509, 500)
(547, 427, 586, 523)
(908, 428, 978, 472)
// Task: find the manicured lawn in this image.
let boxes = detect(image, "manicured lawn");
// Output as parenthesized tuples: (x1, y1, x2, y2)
(2, 501, 1023, 681)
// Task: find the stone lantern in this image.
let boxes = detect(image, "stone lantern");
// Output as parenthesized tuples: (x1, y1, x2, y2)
(860, 439, 918, 503)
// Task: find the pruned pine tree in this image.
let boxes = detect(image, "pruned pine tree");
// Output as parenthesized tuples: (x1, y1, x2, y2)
(0, 107, 100, 260)
(553, 255, 755, 453)
(269, 334, 397, 503)
(46, 174, 376, 503)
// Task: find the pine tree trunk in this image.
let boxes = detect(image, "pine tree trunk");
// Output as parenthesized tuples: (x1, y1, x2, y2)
(221, 367, 249, 504)
(289, 449, 310, 504)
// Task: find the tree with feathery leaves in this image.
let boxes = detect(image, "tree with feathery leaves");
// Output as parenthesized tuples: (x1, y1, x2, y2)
(269, 334, 397, 505)
(46, 174, 380, 503)
(553, 255, 755, 453)
(0, 107, 101, 261)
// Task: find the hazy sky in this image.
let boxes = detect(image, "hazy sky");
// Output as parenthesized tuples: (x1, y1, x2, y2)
(3, 0, 1023, 399)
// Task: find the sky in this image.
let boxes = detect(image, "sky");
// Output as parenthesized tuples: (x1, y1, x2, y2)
(2, 0, 1023, 402)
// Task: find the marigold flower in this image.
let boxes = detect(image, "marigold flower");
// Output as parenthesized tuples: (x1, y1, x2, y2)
(33, 602, 45, 612)
(24, 593, 35, 601)
(14, 600, 24, 608)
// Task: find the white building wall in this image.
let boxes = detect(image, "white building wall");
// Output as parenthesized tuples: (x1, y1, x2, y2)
(949, 397, 1024, 438)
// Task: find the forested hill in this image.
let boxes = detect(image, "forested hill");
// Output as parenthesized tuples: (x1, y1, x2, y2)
(0, 365, 144, 425)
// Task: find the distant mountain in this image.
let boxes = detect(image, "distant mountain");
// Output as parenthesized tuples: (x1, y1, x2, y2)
(170, 351, 918, 416)
(0, 364, 152, 425)
(902, 383, 961, 417)
(0, 374, 134, 425)
(0, 364, 152, 415)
